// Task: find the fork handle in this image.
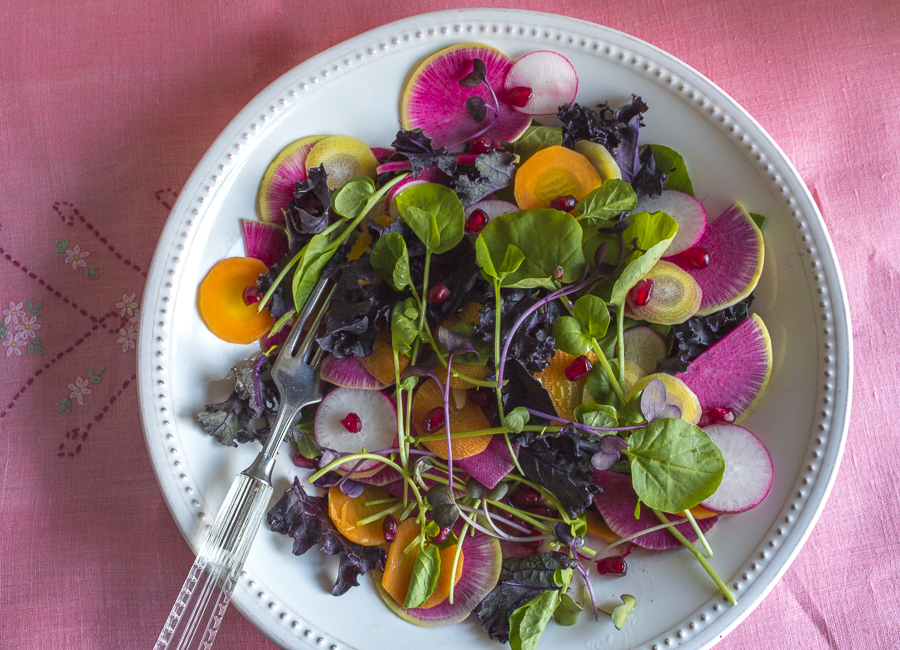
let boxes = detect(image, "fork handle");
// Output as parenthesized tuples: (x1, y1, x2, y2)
(154, 473, 273, 650)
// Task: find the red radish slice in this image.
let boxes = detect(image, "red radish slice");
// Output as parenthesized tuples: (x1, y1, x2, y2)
(375, 531, 502, 627)
(314, 388, 397, 475)
(503, 51, 578, 116)
(456, 435, 518, 489)
(618, 326, 667, 374)
(675, 314, 772, 422)
(670, 203, 764, 316)
(633, 190, 707, 257)
(463, 199, 518, 227)
(240, 219, 287, 269)
(320, 354, 390, 390)
(257, 135, 326, 224)
(700, 423, 773, 513)
(592, 470, 719, 551)
(401, 44, 531, 149)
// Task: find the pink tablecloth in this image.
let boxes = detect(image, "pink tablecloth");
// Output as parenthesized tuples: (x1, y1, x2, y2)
(1, 1, 894, 648)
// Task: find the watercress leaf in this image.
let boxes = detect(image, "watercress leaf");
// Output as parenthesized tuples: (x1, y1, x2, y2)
(404, 543, 441, 609)
(609, 211, 679, 306)
(332, 176, 377, 220)
(396, 183, 465, 254)
(648, 144, 694, 195)
(475, 235, 499, 281)
(293, 430, 320, 459)
(478, 209, 585, 288)
(584, 363, 621, 410)
(551, 316, 591, 356)
(553, 593, 583, 627)
(510, 125, 563, 165)
(611, 594, 637, 630)
(623, 418, 725, 512)
(509, 589, 560, 650)
(369, 232, 410, 291)
(398, 375, 419, 392)
(553, 566, 574, 589)
(573, 403, 618, 428)
(291, 233, 336, 316)
(750, 212, 768, 231)
(502, 406, 531, 433)
(499, 244, 526, 278)
(573, 294, 610, 339)
(575, 179, 638, 223)
(391, 299, 419, 356)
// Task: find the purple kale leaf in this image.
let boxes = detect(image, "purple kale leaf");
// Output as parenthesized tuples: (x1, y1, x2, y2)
(256, 256, 294, 321)
(631, 144, 667, 200)
(424, 237, 490, 323)
(286, 165, 332, 254)
(450, 150, 517, 207)
(267, 477, 386, 596)
(475, 552, 577, 643)
(390, 128, 458, 178)
(197, 358, 277, 447)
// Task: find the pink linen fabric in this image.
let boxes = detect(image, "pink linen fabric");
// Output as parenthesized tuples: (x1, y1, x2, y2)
(0, 1, 895, 648)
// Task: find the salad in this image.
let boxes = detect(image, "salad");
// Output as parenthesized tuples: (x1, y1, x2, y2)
(195, 42, 774, 649)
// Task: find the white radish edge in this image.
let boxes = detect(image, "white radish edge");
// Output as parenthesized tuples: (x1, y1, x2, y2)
(700, 423, 773, 513)
(503, 51, 578, 116)
(314, 388, 398, 474)
(633, 190, 707, 257)
(464, 199, 518, 227)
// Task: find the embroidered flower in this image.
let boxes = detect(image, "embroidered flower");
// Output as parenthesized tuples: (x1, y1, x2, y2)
(117, 294, 139, 317)
(3, 301, 25, 325)
(2, 333, 23, 356)
(14, 315, 40, 341)
(118, 325, 137, 352)
(65, 245, 89, 270)
(68, 377, 92, 405)
(129, 309, 140, 324)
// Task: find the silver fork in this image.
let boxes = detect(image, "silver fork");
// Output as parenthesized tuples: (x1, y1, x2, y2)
(155, 277, 335, 650)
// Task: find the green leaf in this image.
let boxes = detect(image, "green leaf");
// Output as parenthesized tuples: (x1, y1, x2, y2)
(649, 144, 694, 195)
(573, 403, 618, 428)
(573, 295, 610, 339)
(575, 179, 638, 223)
(391, 298, 419, 356)
(475, 236, 499, 281)
(499, 244, 526, 277)
(611, 594, 637, 630)
(332, 176, 377, 220)
(478, 209, 585, 288)
(623, 418, 725, 512)
(293, 430, 320, 459)
(609, 211, 678, 306)
(502, 406, 531, 433)
(291, 233, 335, 312)
(370, 232, 411, 291)
(509, 590, 560, 650)
(510, 125, 562, 164)
(55, 239, 68, 254)
(750, 212, 768, 231)
(553, 593, 583, 626)
(404, 543, 441, 609)
(551, 316, 591, 356)
(395, 183, 465, 254)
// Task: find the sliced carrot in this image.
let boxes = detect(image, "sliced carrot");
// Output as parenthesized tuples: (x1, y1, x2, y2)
(359, 330, 409, 386)
(410, 378, 491, 460)
(689, 504, 719, 520)
(382, 518, 463, 609)
(328, 484, 392, 546)
(533, 349, 599, 421)
(514, 145, 602, 210)
(585, 508, 620, 544)
(197, 257, 275, 344)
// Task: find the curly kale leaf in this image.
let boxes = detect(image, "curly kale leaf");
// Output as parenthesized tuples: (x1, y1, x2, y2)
(196, 358, 276, 447)
(267, 477, 387, 596)
(451, 150, 517, 207)
(390, 128, 458, 178)
(286, 165, 333, 253)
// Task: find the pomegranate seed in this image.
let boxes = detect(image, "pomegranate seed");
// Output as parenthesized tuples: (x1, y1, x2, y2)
(698, 407, 736, 427)
(510, 486, 540, 509)
(683, 246, 710, 268)
(596, 555, 628, 576)
(629, 278, 654, 307)
(549, 195, 577, 212)
(465, 209, 489, 233)
(427, 284, 451, 305)
(564, 355, 593, 382)
(383, 515, 398, 543)
(432, 527, 451, 544)
(423, 407, 445, 434)
(242, 285, 262, 306)
(471, 136, 493, 154)
(340, 412, 362, 433)
(292, 453, 316, 469)
(507, 86, 533, 108)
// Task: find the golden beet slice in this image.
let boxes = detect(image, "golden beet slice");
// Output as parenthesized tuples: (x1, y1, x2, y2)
(410, 379, 491, 460)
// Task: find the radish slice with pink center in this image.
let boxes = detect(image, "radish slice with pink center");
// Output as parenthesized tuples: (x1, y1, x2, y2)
(320, 354, 390, 390)
(700, 423, 773, 513)
(240, 219, 287, 269)
(503, 50, 578, 116)
(670, 203, 764, 316)
(592, 470, 719, 551)
(401, 44, 531, 149)
(375, 530, 501, 627)
(633, 190, 707, 257)
(314, 388, 397, 474)
(257, 135, 326, 224)
(464, 199, 518, 227)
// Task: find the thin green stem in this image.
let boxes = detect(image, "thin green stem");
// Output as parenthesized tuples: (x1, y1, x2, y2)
(393, 349, 408, 473)
(486, 499, 554, 535)
(684, 509, 713, 557)
(356, 502, 403, 527)
(616, 304, 626, 389)
(448, 521, 469, 605)
(596, 517, 690, 555)
(415, 424, 560, 443)
(590, 339, 627, 405)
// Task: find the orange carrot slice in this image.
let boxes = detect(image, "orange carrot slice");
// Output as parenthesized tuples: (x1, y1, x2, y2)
(382, 518, 463, 609)
(328, 484, 393, 547)
(197, 257, 275, 344)
(410, 379, 491, 460)
(358, 330, 409, 386)
(514, 145, 602, 210)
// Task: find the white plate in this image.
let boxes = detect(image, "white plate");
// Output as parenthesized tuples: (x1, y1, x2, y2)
(139, 9, 852, 650)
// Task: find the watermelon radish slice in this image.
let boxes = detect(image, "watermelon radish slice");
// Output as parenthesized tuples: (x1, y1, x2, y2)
(456, 435, 518, 489)
(592, 470, 719, 550)
(401, 44, 531, 149)
(240, 219, 287, 269)
(675, 314, 772, 422)
(464, 199, 518, 229)
(375, 531, 502, 627)
(633, 190, 707, 257)
(320, 354, 390, 390)
(619, 326, 667, 374)
(314, 388, 397, 475)
(503, 51, 578, 116)
(257, 135, 326, 224)
(670, 203, 764, 316)
(700, 423, 773, 513)
(355, 463, 403, 487)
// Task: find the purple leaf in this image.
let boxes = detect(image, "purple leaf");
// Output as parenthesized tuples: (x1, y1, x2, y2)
(640, 379, 668, 422)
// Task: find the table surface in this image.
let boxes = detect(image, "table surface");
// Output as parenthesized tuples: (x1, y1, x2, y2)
(1, 1, 894, 648)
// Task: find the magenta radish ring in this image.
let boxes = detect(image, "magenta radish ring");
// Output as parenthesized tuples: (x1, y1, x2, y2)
(138, 9, 852, 650)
